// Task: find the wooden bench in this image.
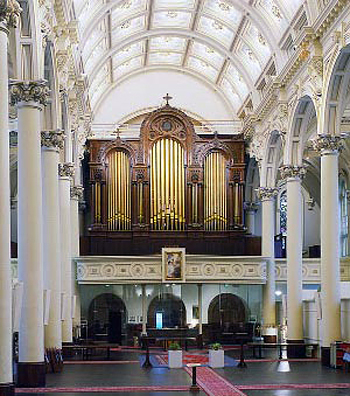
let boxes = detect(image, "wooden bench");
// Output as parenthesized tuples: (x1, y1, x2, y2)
(246, 342, 318, 359)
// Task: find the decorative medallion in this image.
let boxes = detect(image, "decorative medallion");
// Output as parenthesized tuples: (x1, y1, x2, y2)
(101, 264, 115, 278)
(231, 264, 244, 278)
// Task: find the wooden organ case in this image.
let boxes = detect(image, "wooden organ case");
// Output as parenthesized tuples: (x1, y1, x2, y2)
(84, 105, 260, 255)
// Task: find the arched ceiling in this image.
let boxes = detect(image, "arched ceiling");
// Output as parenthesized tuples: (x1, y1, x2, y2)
(73, 0, 303, 115)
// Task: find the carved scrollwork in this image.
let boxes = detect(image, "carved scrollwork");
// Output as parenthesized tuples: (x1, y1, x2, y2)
(313, 134, 343, 154)
(279, 165, 306, 180)
(0, 0, 21, 28)
(9, 80, 50, 106)
(256, 187, 278, 201)
(70, 185, 84, 201)
(58, 162, 75, 178)
(41, 130, 64, 150)
(97, 139, 137, 164)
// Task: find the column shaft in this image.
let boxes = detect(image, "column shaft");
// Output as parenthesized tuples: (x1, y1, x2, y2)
(198, 284, 203, 335)
(59, 168, 73, 343)
(0, 22, 13, 390)
(141, 285, 147, 335)
(286, 178, 303, 340)
(70, 192, 81, 332)
(321, 152, 341, 346)
(246, 210, 255, 234)
(261, 197, 276, 326)
(42, 144, 62, 349)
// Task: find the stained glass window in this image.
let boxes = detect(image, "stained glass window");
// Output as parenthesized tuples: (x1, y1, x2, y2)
(280, 190, 287, 236)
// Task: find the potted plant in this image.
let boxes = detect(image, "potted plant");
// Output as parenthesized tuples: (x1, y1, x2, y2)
(168, 342, 182, 368)
(209, 343, 224, 368)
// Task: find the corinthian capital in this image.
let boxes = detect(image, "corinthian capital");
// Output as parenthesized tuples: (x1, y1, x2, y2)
(70, 185, 84, 201)
(313, 134, 343, 155)
(256, 187, 278, 201)
(58, 163, 75, 178)
(41, 130, 64, 150)
(0, 0, 21, 28)
(280, 165, 306, 181)
(9, 80, 50, 106)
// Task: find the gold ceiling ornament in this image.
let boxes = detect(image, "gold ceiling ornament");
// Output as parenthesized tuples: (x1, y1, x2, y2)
(218, 1, 230, 12)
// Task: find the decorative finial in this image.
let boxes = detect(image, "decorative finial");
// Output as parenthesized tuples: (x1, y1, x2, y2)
(163, 93, 173, 106)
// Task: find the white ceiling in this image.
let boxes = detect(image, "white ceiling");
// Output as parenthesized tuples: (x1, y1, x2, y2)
(74, 0, 303, 115)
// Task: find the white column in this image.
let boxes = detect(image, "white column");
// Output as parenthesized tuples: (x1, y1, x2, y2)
(257, 187, 278, 328)
(59, 163, 74, 343)
(244, 202, 258, 234)
(70, 185, 83, 336)
(198, 284, 203, 335)
(0, 4, 20, 392)
(141, 285, 147, 335)
(42, 131, 64, 351)
(315, 135, 342, 360)
(281, 166, 305, 341)
(10, 81, 49, 386)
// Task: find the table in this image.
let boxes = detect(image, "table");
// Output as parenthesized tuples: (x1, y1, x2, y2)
(247, 342, 318, 359)
(62, 344, 119, 360)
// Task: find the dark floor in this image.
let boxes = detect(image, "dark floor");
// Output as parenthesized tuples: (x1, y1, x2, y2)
(16, 348, 350, 396)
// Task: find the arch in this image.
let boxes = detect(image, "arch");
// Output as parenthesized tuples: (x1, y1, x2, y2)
(260, 131, 282, 187)
(245, 157, 260, 202)
(284, 96, 317, 166)
(208, 293, 249, 328)
(321, 44, 350, 136)
(93, 65, 235, 116)
(147, 293, 186, 328)
(42, 42, 59, 131)
(88, 293, 127, 343)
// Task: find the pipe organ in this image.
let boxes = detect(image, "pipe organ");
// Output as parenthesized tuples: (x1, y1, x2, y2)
(86, 104, 248, 254)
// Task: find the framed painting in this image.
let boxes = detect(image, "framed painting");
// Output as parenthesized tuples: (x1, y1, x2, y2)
(162, 247, 186, 282)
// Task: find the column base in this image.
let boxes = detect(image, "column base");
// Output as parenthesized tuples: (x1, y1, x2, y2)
(286, 340, 305, 358)
(0, 383, 15, 396)
(321, 347, 331, 367)
(17, 362, 46, 387)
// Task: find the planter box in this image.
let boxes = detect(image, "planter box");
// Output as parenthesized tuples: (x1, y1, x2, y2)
(168, 350, 183, 368)
(209, 349, 224, 368)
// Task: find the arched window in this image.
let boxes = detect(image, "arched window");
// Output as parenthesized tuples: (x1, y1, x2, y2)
(106, 150, 131, 230)
(150, 138, 185, 230)
(204, 151, 227, 230)
(339, 177, 348, 257)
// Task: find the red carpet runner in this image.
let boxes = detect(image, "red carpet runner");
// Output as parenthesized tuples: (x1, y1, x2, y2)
(15, 386, 189, 393)
(184, 366, 247, 396)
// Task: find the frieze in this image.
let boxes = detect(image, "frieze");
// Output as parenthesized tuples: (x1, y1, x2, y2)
(58, 162, 75, 178)
(313, 134, 343, 154)
(279, 165, 306, 180)
(9, 80, 50, 106)
(41, 130, 64, 150)
(0, 0, 21, 28)
(256, 187, 279, 201)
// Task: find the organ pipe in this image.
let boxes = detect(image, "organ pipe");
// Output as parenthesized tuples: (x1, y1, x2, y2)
(204, 152, 227, 230)
(150, 138, 184, 230)
(106, 151, 131, 230)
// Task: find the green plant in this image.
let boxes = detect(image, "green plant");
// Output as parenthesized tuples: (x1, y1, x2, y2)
(168, 341, 181, 350)
(210, 342, 222, 350)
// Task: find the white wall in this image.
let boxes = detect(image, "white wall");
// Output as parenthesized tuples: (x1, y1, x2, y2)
(93, 70, 234, 124)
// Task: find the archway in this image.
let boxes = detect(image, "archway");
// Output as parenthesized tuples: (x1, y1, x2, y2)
(147, 293, 186, 328)
(208, 293, 248, 331)
(88, 293, 127, 343)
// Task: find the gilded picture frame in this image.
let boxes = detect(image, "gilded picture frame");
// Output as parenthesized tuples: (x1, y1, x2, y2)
(162, 247, 186, 282)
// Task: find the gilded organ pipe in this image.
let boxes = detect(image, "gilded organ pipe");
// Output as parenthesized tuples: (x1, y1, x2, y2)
(204, 152, 227, 230)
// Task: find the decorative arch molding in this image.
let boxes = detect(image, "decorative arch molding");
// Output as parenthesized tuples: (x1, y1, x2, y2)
(283, 96, 317, 166)
(97, 138, 137, 165)
(194, 138, 236, 167)
(147, 293, 186, 328)
(320, 43, 350, 136)
(207, 293, 249, 326)
(260, 131, 283, 187)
